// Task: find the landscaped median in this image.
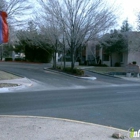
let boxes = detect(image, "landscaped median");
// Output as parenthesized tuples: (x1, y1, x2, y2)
(50, 67, 85, 76)
(45, 67, 96, 80)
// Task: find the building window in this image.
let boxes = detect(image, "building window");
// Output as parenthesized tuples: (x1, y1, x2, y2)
(103, 54, 109, 61)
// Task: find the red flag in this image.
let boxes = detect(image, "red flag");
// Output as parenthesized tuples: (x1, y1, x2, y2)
(0, 11, 9, 43)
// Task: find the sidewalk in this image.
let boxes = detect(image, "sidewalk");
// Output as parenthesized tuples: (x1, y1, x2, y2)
(0, 115, 131, 140)
(115, 75, 140, 82)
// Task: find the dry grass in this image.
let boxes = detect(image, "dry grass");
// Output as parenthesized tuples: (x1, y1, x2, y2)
(0, 71, 20, 80)
(85, 67, 125, 74)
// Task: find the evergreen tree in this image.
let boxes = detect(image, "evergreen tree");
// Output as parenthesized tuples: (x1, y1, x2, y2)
(100, 30, 128, 66)
(121, 19, 132, 32)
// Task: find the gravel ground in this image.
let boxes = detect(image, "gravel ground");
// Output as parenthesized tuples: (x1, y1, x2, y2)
(0, 83, 18, 88)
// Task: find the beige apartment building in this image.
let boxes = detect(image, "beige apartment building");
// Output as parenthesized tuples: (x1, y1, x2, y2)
(86, 32, 140, 67)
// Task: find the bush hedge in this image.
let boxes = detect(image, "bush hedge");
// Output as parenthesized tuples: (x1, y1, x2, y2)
(5, 58, 12, 61)
(115, 62, 121, 67)
(56, 67, 84, 76)
(132, 61, 137, 65)
(63, 67, 84, 76)
(15, 58, 22, 61)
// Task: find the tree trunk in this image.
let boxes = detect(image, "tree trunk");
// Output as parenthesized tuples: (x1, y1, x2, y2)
(53, 40, 58, 69)
(62, 34, 66, 69)
(53, 52, 57, 69)
(63, 45, 66, 69)
(110, 54, 113, 67)
(71, 52, 75, 71)
(70, 42, 75, 71)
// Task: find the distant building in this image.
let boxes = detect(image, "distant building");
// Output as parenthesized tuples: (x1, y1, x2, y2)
(86, 32, 140, 67)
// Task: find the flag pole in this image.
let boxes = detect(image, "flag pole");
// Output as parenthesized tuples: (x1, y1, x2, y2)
(0, 43, 3, 61)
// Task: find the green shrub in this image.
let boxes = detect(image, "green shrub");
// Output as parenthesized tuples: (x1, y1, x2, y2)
(56, 66, 61, 70)
(15, 58, 22, 61)
(75, 69, 84, 75)
(5, 58, 12, 61)
(132, 61, 137, 65)
(63, 67, 71, 73)
(92, 64, 108, 67)
(63, 67, 84, 76)
(115, 62, 121, 67)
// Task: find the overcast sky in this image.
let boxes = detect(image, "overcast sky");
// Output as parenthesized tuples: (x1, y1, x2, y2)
(30, 0, 140, 30)
(114, 0, 140, 30)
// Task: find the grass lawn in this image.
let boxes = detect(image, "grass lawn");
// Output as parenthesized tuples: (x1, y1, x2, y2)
(83, 67, 125, 74)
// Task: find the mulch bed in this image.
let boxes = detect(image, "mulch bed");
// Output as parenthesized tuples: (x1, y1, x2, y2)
(49, 68, 89, 77)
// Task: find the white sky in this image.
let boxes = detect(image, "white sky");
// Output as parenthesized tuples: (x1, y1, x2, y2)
(114, 0, 140, 30)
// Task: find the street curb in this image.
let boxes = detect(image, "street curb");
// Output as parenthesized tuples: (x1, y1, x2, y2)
(85, 70, 140, 82)
(85, 70, 122, 79)
(0, 115, 127, 133)
(0, 77, 33, 92)
(44, 67, 96, 80)
(0, 61, 43, 64)
(0, 85, 25, 93)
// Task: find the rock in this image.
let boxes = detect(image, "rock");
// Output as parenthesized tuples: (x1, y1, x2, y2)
(112, 132, 125, 139)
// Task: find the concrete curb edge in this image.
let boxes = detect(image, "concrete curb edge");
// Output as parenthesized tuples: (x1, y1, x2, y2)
(44, 68, 97, 80)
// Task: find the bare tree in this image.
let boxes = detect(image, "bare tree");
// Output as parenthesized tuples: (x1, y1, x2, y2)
(37, 0, 117, 69)
(137, 12, 140, 31)
(0, 0, 32, 27)
(0, 0, 33, 58)
(38, 19, 63, 68)
(33, 11, 65, 68)
(0, 0, 6, 11)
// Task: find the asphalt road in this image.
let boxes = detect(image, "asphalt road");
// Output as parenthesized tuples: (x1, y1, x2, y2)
(0, 62, 140, 130)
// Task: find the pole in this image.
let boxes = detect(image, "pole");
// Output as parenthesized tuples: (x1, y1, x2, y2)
(0, 44, 3, 61)
(1, 44, 3, 61)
